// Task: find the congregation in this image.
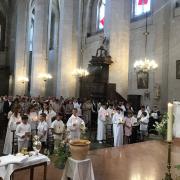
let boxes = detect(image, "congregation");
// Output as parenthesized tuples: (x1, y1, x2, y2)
(0, 95, 161, 155)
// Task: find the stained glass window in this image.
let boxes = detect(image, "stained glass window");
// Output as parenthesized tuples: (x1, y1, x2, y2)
(98, 0, 106, 30)
(132, 0, 151, 18)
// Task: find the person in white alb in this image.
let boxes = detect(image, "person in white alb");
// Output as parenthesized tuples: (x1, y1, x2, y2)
(51, 112, 65, 149)
(112, 107, 124, 147)
(37, 113, 48, 153)
(97, 103, 107, 144)
(140, 111, 149, 141)
(67, 108, 85, 140)
(16, 115, 31, 152)
(3, 106, 22, 154)
(38, 102, 56, 127)
(137, 105, 149, 120)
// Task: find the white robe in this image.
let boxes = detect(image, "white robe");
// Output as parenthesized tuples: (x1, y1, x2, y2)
(73, 102, 82, 116)
(3, 113, 22, 154)
(112, 112, 124, 147)
(16, 123, 31, 151)
(38, 109, 56, 127)
(97, 107, 107, 141)
(67, 115, 85, 140)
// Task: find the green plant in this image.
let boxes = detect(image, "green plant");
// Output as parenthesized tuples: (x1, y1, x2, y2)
(53, 142, 71, 169)
(153, 113, 168, 139)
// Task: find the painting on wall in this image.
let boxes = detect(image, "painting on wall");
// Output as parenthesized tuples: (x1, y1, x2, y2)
(137, 71, 149, 89)
(176, 60, 180, 79)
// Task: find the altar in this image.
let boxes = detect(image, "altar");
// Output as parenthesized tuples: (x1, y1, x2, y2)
(0, 154, 50, 180)
(173, 101, 180, 138)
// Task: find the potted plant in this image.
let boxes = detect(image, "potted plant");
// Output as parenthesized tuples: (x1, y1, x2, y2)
(153, 113, 168, 140)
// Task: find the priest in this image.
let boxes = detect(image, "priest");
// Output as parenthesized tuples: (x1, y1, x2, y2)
(67, 108, 85, 140)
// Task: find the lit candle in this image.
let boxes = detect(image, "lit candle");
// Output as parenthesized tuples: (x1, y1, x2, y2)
(167, 103, 173, 142)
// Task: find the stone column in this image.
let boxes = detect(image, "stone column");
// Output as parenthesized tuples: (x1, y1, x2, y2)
(30, 0, 49, 96)
(56, 0, 77, 98)
(13, 0, 28, 95)
(104, 0, 130, 99)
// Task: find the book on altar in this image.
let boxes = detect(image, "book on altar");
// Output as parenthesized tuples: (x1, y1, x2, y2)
(0, 154, 28, 167)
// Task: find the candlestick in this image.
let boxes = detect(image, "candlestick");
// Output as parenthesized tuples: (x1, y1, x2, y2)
(164, 142, 173, 180)
(167, 103, 173, 142)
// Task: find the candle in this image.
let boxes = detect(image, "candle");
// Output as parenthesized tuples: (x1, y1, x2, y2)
(167, 103, 173, 142)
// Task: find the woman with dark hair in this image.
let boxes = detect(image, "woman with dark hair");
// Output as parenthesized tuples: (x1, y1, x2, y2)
(3, 105, 22, 154)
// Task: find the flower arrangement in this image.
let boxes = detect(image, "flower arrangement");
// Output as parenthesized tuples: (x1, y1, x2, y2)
(51, 129, 71, 169)
(153, 113, 168, 139)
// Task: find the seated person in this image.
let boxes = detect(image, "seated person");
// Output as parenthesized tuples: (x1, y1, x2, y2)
(16, 115, 31, 152)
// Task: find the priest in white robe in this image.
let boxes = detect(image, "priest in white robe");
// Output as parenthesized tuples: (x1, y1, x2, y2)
(3, 107, 22, 154)
(112, 107, 124, 147)
(97, 103, 107, 143)
(67, 108, 85, 140)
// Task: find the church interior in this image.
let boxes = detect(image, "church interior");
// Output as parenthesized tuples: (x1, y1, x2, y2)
(1, 0, 180, 179)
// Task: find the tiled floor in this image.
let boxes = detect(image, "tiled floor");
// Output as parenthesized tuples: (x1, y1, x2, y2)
(8, 140, 180, 180)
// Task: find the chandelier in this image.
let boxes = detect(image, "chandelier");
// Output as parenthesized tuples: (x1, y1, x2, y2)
(72, 68, 89, 77)
(134, 13, 158, 72)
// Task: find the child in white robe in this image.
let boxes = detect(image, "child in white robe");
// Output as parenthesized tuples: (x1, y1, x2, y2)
(51, 113, 65, 149)
(97, 104, 107, 143)
(37, 113, 49, 153)
(140, 111, 149, 141)
(112, 107, 124, 147)
(67, 108, 85, 140)
(16, 115, 31, 152)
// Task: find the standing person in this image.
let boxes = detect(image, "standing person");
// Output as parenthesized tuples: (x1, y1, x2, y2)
(16, 115, 31, 152)
(140, 112, 149, 141)
(73, 99, 82, 117)
(91, 100, 98, 129)
(106, 104, 114, 124)
(149, 105, 161, 134)
(112, 107, 124, 147)
(137, 105, 149, 120)
(0, 97, 4, 114)
(3, 106, 22, 154)
(65, 100, 74, 123)
(3, 96, 10, 117)
(27, 105, 38, 135)
(67, 108, 85, 140)
(37, 113, 48, 153)
(124, 112, 133, 144)
(82, 100, 92, 125)
(97, 103, 107, 144)
(51, 113, 65, 149)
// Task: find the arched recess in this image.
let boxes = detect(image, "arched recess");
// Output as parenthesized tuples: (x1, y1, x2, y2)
(85, 0, 105, 37)
(47, 0, 60, 96)
(27, 0, 35, 95)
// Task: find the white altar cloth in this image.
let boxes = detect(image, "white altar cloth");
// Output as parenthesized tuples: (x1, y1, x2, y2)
(0, 154, 50, 180)
(61, 158, 95, 180)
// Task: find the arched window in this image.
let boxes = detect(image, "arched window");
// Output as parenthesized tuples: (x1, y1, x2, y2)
(29, 9, 35, 52)
(98, 0, 106, 30)
(132, 0, 151, 18)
